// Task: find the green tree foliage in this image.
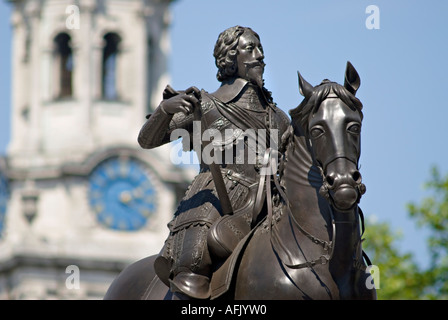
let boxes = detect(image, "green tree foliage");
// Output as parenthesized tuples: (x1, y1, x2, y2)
(363, 220, 426, 299)
(363, 166, 448, 299)
(407, 166, 448, 299)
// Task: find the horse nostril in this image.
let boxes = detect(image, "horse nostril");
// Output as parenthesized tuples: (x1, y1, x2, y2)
(352, 171, 362, 184)
(325, 173, 335, 186)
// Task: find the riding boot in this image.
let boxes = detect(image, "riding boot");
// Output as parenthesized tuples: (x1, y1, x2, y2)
(169, 224, 212, 299)
(170, 271, 211, 299)
(153, 244, 173, 287)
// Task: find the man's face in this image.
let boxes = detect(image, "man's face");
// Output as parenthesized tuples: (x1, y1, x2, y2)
(236, 30, 265, 87)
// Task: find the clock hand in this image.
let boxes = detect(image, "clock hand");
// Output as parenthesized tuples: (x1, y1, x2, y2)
(132, 187, 144, 199)
(119, 190, 132, 204)
(119, 186, 147, 204)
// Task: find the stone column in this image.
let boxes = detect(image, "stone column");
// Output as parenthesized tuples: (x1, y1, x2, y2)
(78, 0, 97, 151)
(27, 0, 42, 157)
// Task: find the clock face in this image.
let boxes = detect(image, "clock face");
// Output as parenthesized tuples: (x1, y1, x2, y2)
(88, 157, 158, 231)
(0, 172, 8, 237)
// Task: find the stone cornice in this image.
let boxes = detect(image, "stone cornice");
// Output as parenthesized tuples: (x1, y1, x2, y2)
(0, 253, 128, 274)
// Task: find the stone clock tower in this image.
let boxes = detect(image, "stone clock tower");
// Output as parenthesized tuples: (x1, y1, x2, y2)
(0, 0, 193, 299)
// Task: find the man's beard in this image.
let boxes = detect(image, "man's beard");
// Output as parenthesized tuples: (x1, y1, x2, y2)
(243, 61, 266, 88)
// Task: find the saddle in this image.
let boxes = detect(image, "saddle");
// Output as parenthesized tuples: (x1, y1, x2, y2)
(209, 221, 259, 299)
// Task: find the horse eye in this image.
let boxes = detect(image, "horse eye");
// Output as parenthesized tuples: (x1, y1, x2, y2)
(347, 123, 361, 134)
(310, 127, 324, 139)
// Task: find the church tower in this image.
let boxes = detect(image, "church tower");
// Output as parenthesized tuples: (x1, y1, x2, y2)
(0, 0, 191, 299)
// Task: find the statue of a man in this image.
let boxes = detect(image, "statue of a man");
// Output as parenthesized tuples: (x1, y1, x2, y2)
(138, 26, 290, 299)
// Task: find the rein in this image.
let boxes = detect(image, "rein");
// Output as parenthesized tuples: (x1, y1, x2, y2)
(255, 148, 335, 269)
(284, 204, 336, 269)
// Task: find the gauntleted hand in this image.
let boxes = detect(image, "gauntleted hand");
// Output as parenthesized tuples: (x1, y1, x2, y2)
(159, 85, 201, 115)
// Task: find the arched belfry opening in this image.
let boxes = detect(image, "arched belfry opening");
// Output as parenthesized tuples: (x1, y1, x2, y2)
(102, 32, 121, 100)
(53, 32, 73, 98)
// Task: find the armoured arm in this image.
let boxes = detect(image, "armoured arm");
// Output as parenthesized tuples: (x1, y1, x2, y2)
(138, 107, 172, 149)
(137, 85, 200, 149)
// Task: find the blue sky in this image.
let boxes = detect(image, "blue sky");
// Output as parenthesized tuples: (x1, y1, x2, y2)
(1, 0, 448, 269)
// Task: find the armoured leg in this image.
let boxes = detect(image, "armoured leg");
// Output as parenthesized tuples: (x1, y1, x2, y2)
(169, 224, 213, 299)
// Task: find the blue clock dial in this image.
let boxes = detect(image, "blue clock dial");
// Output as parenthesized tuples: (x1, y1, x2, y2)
(88, 157, 157, 231)
(0, 172, 8, 238)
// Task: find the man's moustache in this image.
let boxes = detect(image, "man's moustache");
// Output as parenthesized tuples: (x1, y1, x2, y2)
(244, 61, 266, 68)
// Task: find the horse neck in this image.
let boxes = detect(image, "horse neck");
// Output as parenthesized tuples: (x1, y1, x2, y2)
(282, 127, 333, 241)
(282, 125, 362, 266)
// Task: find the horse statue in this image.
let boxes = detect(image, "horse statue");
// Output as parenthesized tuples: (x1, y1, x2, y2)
(104, 61, 377, 300)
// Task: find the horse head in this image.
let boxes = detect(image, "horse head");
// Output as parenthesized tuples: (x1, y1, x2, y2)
(292, 62, 366, 212)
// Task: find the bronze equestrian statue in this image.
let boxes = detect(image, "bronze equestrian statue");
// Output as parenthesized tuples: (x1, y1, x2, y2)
(134, 26, 290, 299)
(104, 25, 376, 300)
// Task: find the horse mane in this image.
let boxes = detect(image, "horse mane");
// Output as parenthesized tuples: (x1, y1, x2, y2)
(289, 80, 363, 134)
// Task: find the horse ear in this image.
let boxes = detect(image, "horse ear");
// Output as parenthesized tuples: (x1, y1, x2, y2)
(344, 61, 361, 95)
(298, 71, 313, 98)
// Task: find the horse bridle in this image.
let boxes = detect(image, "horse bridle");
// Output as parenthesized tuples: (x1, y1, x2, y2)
(259, 147, 369, 270)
